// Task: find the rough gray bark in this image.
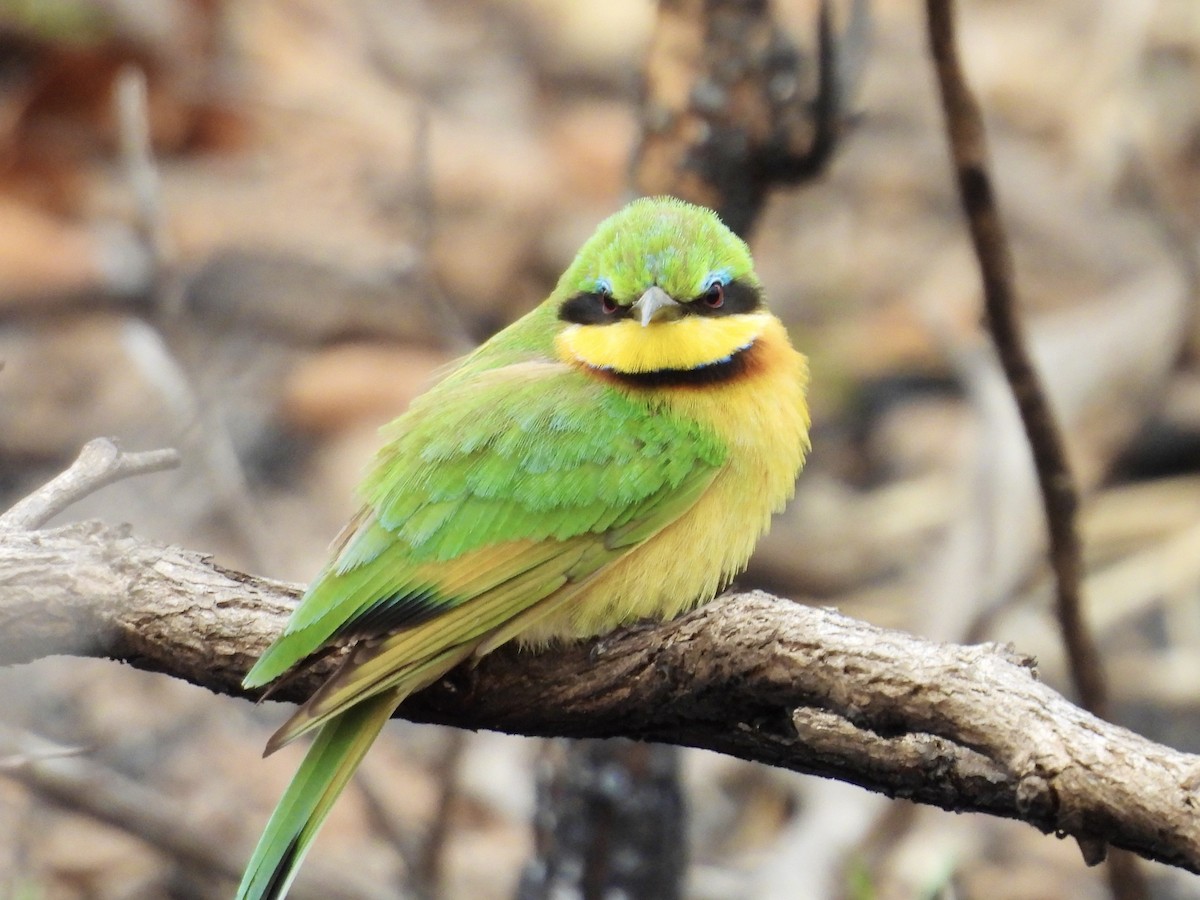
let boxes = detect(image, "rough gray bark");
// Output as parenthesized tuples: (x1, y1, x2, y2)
(2, 520, 1199, 875)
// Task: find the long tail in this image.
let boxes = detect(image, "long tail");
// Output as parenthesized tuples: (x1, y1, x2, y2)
(236, 691, 399, 900)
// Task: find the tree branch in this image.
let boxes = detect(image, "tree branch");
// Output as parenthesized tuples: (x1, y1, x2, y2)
(924, 0, 1107, 719)
(2, 521, 1199, 874)
(634, 0, 865, 235)
(922, 9, 1150, 895)
(0, 438, 180, 531)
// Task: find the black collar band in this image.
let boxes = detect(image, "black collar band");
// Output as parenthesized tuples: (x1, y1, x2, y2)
(600, 342, 756, 388)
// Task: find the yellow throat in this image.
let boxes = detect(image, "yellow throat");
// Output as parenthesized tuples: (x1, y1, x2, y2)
(555, 311, 773, 374)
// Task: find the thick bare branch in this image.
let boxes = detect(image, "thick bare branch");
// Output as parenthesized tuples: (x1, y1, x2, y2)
(1, 521, 1198, 874)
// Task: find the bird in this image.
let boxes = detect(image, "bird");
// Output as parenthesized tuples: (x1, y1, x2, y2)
(236, 196, 810, 898)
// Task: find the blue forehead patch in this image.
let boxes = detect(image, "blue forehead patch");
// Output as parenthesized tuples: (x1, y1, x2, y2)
(703, 268, 732, 290)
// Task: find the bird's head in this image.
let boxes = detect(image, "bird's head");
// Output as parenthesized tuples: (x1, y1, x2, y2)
(551, 197, 772, 380)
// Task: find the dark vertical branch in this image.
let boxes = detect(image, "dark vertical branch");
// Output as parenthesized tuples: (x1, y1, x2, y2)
(516, 740, 685, 900)
(924, 3, 1146, 898)
(924, 0, 1106, 717)
(634, 0, 861, 236)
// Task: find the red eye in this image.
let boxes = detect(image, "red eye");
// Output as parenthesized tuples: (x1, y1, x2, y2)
(704, 282, 725, 308)
(600, 293, 618, 314)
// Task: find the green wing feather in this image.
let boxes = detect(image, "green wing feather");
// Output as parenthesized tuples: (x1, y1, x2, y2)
(236, 360, 727, 899)
(244, 361, 726, 695)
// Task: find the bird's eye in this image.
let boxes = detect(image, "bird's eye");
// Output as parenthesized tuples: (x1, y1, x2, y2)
(703, 282, 725, 309)
(599, 292, 619, 314)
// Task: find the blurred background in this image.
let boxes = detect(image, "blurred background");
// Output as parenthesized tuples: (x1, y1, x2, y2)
(0, 0, 1198, 897)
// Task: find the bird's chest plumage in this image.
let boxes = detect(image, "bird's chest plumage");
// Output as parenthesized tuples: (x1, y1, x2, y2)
(524, 323, 810, 642)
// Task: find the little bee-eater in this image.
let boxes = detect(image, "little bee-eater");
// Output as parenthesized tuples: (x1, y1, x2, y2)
(238, 197, 810, 898)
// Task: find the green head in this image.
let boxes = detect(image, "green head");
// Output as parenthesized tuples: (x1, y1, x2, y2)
(550, 197, 771, 376)
(555, 196, 759, 306)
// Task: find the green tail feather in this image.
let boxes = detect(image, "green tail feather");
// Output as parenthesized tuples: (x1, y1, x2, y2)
(236, 692, 399, 900)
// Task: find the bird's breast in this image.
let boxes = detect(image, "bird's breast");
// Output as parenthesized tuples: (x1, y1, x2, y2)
(524, 315, 810, 642)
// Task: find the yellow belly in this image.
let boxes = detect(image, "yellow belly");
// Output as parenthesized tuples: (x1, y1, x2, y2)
(523, 317, 810, 641)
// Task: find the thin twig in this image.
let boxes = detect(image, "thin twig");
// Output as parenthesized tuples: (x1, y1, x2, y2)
(0, 744, 87, 770)
(118, 317, 271, 571)
(355, 761, 423, 895)
(0, 725, 246, 884)
(417, 730, 467, 899)
(923, 0, 1106, 718)
(924, 3, 1147, 898)
(357, 730, 467, 900)
(411, 104, 475, 352)
(764, 0, 839, 183)
(0, 438, 179, 531)
(113, 66, 272, 571)
(115, 66, 174, 308)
